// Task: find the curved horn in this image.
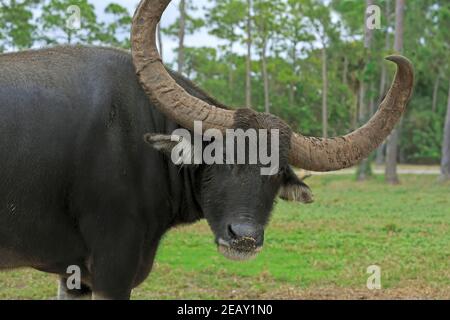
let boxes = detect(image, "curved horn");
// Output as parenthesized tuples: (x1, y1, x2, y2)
(131, 0, 235, 132)
(289, 55, 414, 171)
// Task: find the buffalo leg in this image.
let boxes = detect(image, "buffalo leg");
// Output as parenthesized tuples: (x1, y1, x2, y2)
(90, 264, 135, 300)
(87, 225, 144, 300)
(89, 246, 139, 300)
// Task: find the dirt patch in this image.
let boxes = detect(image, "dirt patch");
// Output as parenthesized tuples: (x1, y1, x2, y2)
(257, 285, 450, 300)
(213, 284, 450, 300)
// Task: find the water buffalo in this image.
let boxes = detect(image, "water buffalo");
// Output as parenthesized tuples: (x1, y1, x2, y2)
(0, 0, 414, 299)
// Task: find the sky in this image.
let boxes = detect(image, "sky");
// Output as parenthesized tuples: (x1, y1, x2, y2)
(90, 0, 223, 63)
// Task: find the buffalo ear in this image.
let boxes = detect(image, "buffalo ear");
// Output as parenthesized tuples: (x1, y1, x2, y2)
(279, 166, 314, 204)
(144, 133, 194, 165)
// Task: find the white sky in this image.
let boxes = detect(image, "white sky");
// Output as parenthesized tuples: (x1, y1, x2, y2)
(91, 0, 224, 62)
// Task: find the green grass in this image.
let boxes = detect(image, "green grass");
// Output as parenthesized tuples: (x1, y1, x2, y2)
(1, 175, 449, 299)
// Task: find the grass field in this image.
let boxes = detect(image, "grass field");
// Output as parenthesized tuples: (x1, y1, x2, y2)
(1, 175, 449, 300)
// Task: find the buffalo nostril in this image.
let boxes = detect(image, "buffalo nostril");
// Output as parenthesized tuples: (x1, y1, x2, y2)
(227, 224, 238, 239)
(228, 223, 263, 246)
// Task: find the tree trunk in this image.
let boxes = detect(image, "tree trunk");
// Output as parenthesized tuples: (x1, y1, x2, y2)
(386, 129, 400, 184)
(289, 83, 295, 106)
(321, 45, 328, 139)
(393, 0, 404, 51)
(177, 0, 186, 74)
(245, 0, 253, 108)
(342, 55, 348, 86)
(385, 0, 404, 185)
(357, 0, 374, 181)
(357, 85, 372, 181)
(157, 23, 163, 61)
(262, 37, 270, 113)
(289, 43, 297, 107)
(432, 75, 440, 113)
(364, 0, 374, 48)
(375, 0, 391, 165)
(358, 82, 366, 122)
(440, 81, 450, 181)
(369, 82, 376, 115)
(228, 42, 234, 101)
(351, 91, 358, 130)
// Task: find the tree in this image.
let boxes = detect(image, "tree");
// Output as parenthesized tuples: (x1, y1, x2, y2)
(375, 0, 392, 165)
(279, 0, 313, 109)
(357, 0, 375, 181)
(253, 0, 282, 113)
(39, 0, 100, 45)
(206, 0, 246, 103)
(162, 0, 204, 74)
(441, 82, 450, 181)
(385, 0, 405, 185)
(245, 0, 253, 108)
(178, 0, 186, 73)
(438, 2, 450, 181)
(0, 0, 39, 51)
(432, 74, 441, 113)
(303, 1, 338, 138)
(426, 2, 449, 115)
(399, 1, 449, 165)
